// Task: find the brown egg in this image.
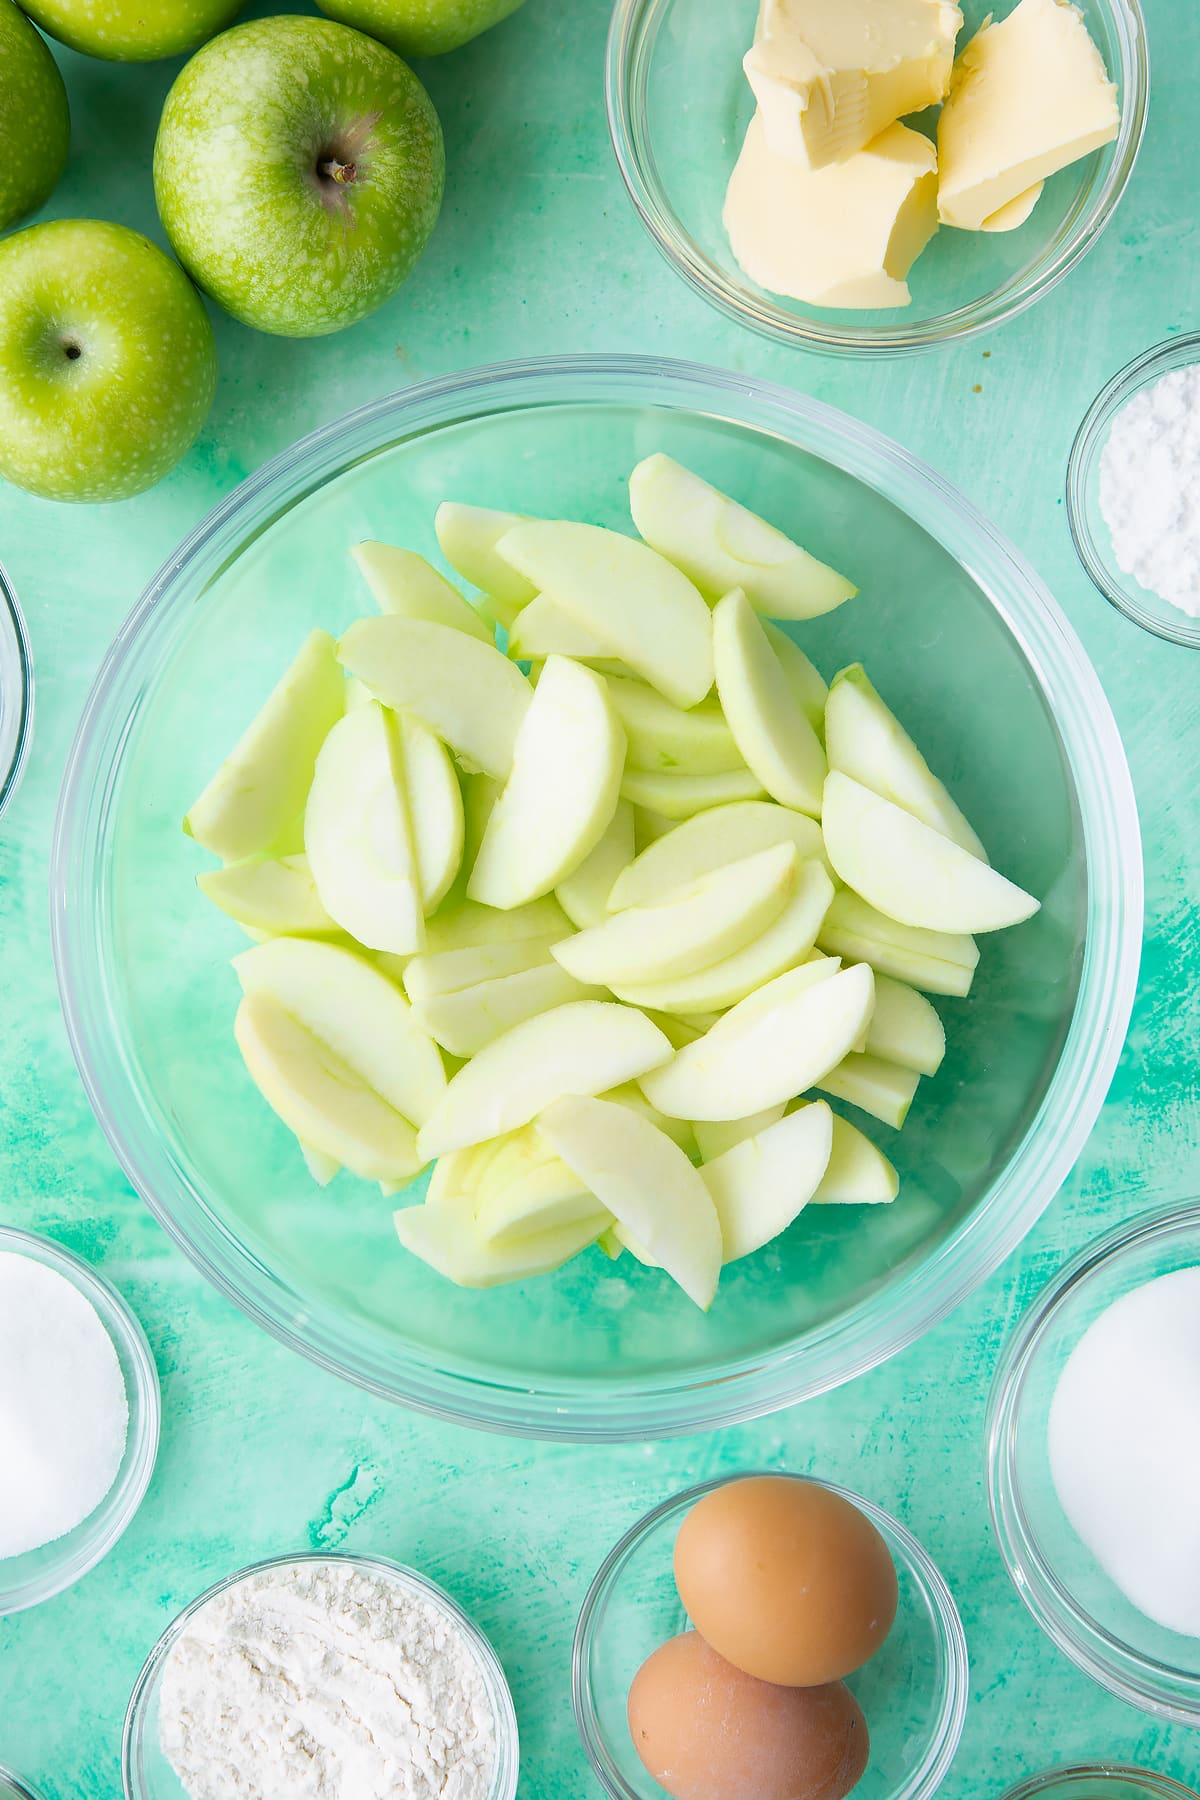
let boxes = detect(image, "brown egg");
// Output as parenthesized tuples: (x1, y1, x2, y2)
(674, 1476, 898, 1687)
(627, 1631, 869, 1800)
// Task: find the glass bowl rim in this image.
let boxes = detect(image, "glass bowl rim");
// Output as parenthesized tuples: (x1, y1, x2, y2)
(0, 1766, 46, 1800)
(0, 560, 34, 823)
(986, 1197, 1200, 1726)
(121, 1548, 520, 1800)
(1065, 331, 1200, 648)
(604, 0, 1150, 357)
(572, 1469, 969, 1800)
(998, 1767, 1200, 1800)
(0, 1224, 161, 1617)
(50, 351, 1144, 1442)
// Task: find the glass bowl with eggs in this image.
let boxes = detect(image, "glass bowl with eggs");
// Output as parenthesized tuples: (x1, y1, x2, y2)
(51, 353, 1142, 1441)
(606, 0, 1149, 355)
(0, 561, 32, 823)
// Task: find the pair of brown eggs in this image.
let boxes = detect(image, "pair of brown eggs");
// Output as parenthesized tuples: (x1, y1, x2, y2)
(628, 1476, 900, 1800)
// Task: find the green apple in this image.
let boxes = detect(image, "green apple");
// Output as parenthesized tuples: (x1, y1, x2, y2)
(0, 1, 69, 229)
(23, 0, 238, 60)
(817, 1053, 921, 1129)
(422, 895, 570, 954)
(316, 0, 528, 59)
(866, 975, 945, 1076)
(809, 1109, 899, 1205)
(474, 1143, 602, 1249)
(0, 219, 217, 503)
(815, 888, 979, 998)
(556, 800, 635, 929)
(404, 937, 562, 1004)
(713, 587, 826, 817)
(692, 1105, 786, 1163)
(398, 713, 463, 911)
(412, 962, 601, 1058)
(507, 594, 615, 662)
(197, 854, 337, 940)
(154, 16, 444, 338)
(621, 766, 766, 820)
(609, 800, 828, 912)
(352, 540, 493, 642)
(762, 621, 828, 733)
(394, 1198, 604, 1290)
(699, 1101, 834, 1265)
(435, 502, 535, 627)
(605, 675, 744, 776)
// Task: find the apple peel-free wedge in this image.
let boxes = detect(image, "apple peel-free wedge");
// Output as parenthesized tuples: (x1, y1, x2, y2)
(700, 1102, 834, 1265)
(507, 593, 611, 661)
(816, 888, 978, 997)
(301, 1141, 340, 1187)
(609, 800, 828, 912)
(413, 962, 603, 1058)
(713, 588, 826, 817)
(498, 519, 714, 709)
(185, 629, 344, 863)
(605, 675, 744, 776)
(806, 1110, 900, 1205)
(416, 1001, 673, 1158)
(620, 766, 766, 820)
(817, 1053, 921, 1129)
(472, 1127, 600, 1245)
(394, 1202, 606, 1289)
(404, 937, 562, 1004)
(537, 1095, 723, 1310)
(339, 616, 531, 780)
(823, 771, 1040, 934)
(628, 454, 856, 621)
(867, 975, 945, 1076)
(469, 656, 625, 909)
(762, 622, 828, 734)
(400, 714, 464, 914)
(434, 502, 538, 627)
(557, 800, 635, 929)
(693, 1104, 786, 1163)
(422, 895, 571, 954)
(197, 854, 336, 939)
(351, 542, 494, 644)
(641, 961, 875, 1122)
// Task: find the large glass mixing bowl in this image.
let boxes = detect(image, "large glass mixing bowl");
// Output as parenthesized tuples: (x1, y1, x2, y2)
(51, 356, 1142, 1441)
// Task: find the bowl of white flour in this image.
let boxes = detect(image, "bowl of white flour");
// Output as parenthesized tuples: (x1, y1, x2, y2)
(1068, 334, 1200, 649)
(121, 1552, 519, 1800)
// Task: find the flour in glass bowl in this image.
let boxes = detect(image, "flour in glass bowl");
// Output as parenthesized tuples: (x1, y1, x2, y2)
(1099, 361, 1200, 618)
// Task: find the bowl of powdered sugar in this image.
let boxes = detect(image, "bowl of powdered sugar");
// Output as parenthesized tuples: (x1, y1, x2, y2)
(122, 1551, 519, 1800)
(1068, 334, 1200, 648)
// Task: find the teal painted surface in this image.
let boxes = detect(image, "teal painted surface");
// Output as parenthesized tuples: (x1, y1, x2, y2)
(0, 0, 1198, 1794)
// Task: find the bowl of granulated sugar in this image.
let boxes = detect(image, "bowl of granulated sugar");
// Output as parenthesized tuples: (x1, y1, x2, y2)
(1068, 334, 1200, 649)
(0, 1226, 160, 1614)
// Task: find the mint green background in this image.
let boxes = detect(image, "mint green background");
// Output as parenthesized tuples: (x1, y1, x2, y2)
(1, 1, 1198, 1794)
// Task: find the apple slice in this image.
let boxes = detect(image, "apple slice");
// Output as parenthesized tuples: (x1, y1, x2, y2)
(823, 771, 1039, 933)
(605, 675, 744, 776)
(628, 452, 856, 620)
(234, 937, 446, 1128)
(413, 962, 603, 1058)
(394, 1201, 605, 1288)
(601, 1082, 696, 1155)
(197, 854, 337, 939)
(810, 1112, 900, 1205)
(825, 664, 986, 858)
(632, 807, 678, 850)
(507, 594, 612, 661)
(553, 842, 796, 987)
(468, 657, 625, 909)
(423, 895, 571, 954)
(621, 766, 767, 819)
(557, 800, 636, 929)
(641, 1010, 711, 1050)
(185, 629, 344, 862)
(641, 961, 875, 1122)
(434, 501, 538, 628)
(763, 623, 828, 734)
(610, 864, 835, 1014)
(351, 541, 494, 644)
(609, 800, 829, 911)
(472, 1126, 601, 1245)
(235, 993, 424, 1183)
(404, 937, 562, 1005)
(700, 1102, 834, 1264)
(816, 1054, 921, 1129)
(537, 1095, 723, 1310)
(304, 701, 424, 955)
(399, 715, 464, 914)
(497, 519, 714, 709)
(338, 616, 531, 780)
(301, 1141, 340, 1187)
(816, 888, 978, 997)
(416, 1001, 672, 1158)
(867, 975, 945, 1075)
(713, 588, 826, 817)
(693, 1104, 787, 1163)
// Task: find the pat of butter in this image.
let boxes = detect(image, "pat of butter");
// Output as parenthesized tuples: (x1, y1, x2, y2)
(937, 0, 1120, 230)
(745, 0, 963, 171)
(724, 114, 939, 309)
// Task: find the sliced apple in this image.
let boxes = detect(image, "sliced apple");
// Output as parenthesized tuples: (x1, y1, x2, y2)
(641, 961, 875, 1122)
(235, 993, 424, 1183)
(185, 629, 344, 863)
(234, 937, 446, 1127)
(497, 519, 714, 709)
(555, 800, 636, 931)
(423, 895, 571, 954)
(693, 1104, 786, 1163)
(762, 622, 828, 734)
(804, 1110, 899, 1204)
(507, 594, 611, 661)
(816, 888, 978, 997)
(304, 701, 424, 955)
(609, 800, 829, 912)
(817, 1054, 920, 1129)
(536, 1095, 723, 1310)
(399, 715, 464, 914)
(197, 854, 337, 940)
(351, 541, 494, 644)
(641, 1010, 710, 1050)
(621, 766, 767, 819)
(416, 1001, 673, 1158)
(632, 807, 679, 850)
(434, 501, 537, 628)
(413, 962, 603, 1058)
(301, 1141, 340, 1186)
(468, 657, 626, 909)
(867, 975, 945, 1075)
(605, 675, 744, 776)
(823, 772, 1039, 933)
(472, 1126, 601, 1245)
(611, 862, 835, 1014)
(628, 453, 856, 620)
(713, 588, 826, 817)
(700, 1102, 834, 1264)
(600, 1082, 696, 1155)
(338, 617, 531, 781)
(404, 937, 562, 1005)
(825, 664, 986, 858)
(394, 1202, 605, 1289)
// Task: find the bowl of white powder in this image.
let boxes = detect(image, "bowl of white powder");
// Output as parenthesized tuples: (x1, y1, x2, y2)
(987, 1198, 1200, 1726)
(1068, 335, 1200, 649)
(122, 1551, 520, 1800)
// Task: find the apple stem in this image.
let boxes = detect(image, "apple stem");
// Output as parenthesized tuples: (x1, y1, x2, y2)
(318, 157, 357, 186)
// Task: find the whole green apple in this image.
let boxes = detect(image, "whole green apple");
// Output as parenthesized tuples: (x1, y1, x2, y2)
(154, 17, 444, 339)
(0, 0, 69, 228)
(0, 220, 217, 503)
(315, 0, 527, 57)
(20, 0, 241, 61)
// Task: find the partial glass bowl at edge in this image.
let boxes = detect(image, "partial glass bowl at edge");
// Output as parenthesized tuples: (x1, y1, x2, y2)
(0, 1768, 46, 1800)
(51, 354, 1143, 1441)
(1000, 1771, 1200, 1800)
(0, 561, 33, 822)
(606, 0, 1149, 355)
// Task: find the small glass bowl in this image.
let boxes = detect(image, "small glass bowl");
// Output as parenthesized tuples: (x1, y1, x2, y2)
(0, 560, 33, 822)
(606, 0, 1149, 357)
(0, 1767, 46, 1800)
(123, 1551, 520, 1800)
(988, 1199, 1200, 1726)
(0, 1226, 160, 1616)
(1000, 1769, 1200, 1800)
(573, 1473, 968, 1800)
(1066, 334, 1200, 648)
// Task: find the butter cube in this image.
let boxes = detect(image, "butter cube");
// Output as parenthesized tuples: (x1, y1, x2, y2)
(745, 0, 963, 171)
(723, 115, 939, 310)
(937, 0, 1120, 230)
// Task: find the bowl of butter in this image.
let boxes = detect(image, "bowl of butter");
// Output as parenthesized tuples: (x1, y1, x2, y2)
(606, 0, 1149, 355)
